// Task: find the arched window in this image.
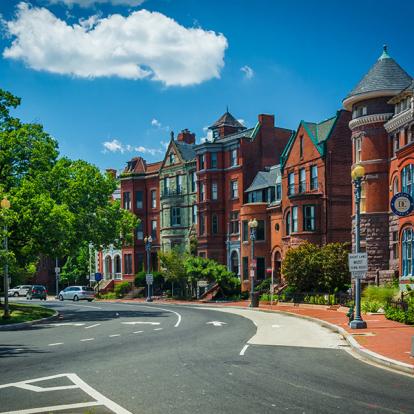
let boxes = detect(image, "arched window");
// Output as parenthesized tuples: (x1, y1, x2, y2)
(114, 255, 121, 274)
(230, 251, 239, 276)
(393, 176, 399, 195)
(402, 228, 413, 276)
(401, 164, 414, 199)
(286, 212, 291, 236)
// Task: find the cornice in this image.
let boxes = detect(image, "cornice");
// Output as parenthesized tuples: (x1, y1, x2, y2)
(384, 109, 414, 132)
(349, 113, 393, 130)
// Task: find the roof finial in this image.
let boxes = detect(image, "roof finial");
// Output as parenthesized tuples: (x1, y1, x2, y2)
(226, 105, 229, 113)
(383, 44, 387, 52)
(170, 130, 174, 141)
(379, 44, 390, 60)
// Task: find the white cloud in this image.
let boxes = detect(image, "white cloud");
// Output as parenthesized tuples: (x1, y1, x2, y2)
(102, 138, 163, 156)
(3, 3, 228, 86)
(47, 0, 146, 7)
(240, 65, 254, 80)
(151, 118, 161, 128)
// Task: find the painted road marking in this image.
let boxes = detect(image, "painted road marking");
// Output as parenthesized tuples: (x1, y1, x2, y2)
(240, 345, 249, 356)
(47, 323, 85, 327)
(153, 328, 163, 331)
(121, 321, 160, 325)
(133, 331, 143, 334)
(109, 334, 120, 337)
(85, 323, 101, 329)
(135, 304, 182, 327)
(48, 343, 63, 347)
(80, 338, 94, 342)
(272, 324, 282, 328)
(206, 321, 227, 327)
(0, 373, 132, 414)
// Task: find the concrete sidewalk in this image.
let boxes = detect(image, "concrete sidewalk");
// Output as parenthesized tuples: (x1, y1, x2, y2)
(108, 297, 414, 375)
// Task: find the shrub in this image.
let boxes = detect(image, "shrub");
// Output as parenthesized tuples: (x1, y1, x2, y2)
(260, 293, 270, 302)
(361, 300, 382, 313)
(99, 292, 117, 300)
(255, 279, 271, 294)
(134, 271, 146, 287)
(114, 281, 131, 298)
(385, 302, 414, 325)
(362, 286, 397, 305)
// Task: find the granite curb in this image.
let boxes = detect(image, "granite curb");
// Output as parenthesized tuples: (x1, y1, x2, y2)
(0, 309, 58, 331)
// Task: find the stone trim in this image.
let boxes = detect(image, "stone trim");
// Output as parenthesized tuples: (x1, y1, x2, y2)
(349, 113, 393, 130)
(384, 109, 414, 132)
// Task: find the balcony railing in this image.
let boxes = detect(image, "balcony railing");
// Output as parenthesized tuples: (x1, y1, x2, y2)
(161, 187, 183, 199)
(288, 181, 320, 197)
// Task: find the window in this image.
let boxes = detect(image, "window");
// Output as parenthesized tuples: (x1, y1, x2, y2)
(242, 220, 248, 242)
(288, 172, 295, 196)
(392, 231, 399, 260)
(199, 154, 205, 170)
(212, 214, 218, 234)
(211, 153, 217, 168)
(199, 182, 205, 201)
(394, 132, 400, 155)
(136, 221, 143, 240)
(360, 182, 366, 213)
(176, 175, 182, 193)
(355, 137, 362, 163)
(230, 211, 239, 234)
(402, 228, 414, 276)
(256, 220, 265, 241)
(211, 182, 218, 200)
(199, 213, 205, 235)
(171, 207, 181, 226)
(286, 212, 291, 235)
(353, 105, 367, 118)
(191, 171, 197, 192)
(311, 166, 318, 190)
(242, 257, 249, 280)
(231, 180, 238, 199)
(151, 190, 157, 208)
(136, 253, 144, 272)
(402, 164, 414, 199)
(151, 220, 157, 240)
(163, 177, 170, 194)
(299, 136, 304, 158)
(276, 184, 281, 201)
(123, 192, 131, 210)
(256, 257, 265, 280)
(303, 205, 316, 231)
(292, 206, 298, 232)
(123, 254, 132, 274)
(192, 204, 197, 224)
(169, 152, 175, 164)
(392, 177, 399, 195)
(299, 168, 306, 193)
(231, 149, 237, 166)
(135, 191, 143, 209)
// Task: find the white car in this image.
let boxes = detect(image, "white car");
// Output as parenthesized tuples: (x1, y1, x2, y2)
(8, 285, 32, 297)
(58, 286, 95, 302)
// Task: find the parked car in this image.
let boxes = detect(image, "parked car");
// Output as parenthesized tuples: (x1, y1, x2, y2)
(26, 285, 47, 300)
(8, 285, 32, 297)
(58, 286, 95, 302)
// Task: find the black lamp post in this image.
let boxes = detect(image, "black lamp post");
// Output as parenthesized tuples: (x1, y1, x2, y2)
(248, 218, 258, 307)
(1, 197, 11, 320)
(144, 235, 153, 302)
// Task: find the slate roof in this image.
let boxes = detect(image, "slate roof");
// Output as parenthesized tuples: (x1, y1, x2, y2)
(175, 141, 196, 161)
(302, 115, 337, 144)
(346, 46, 412, 99)
(213, 127, 255, 143)
(245, 166, 280, 193)
(210, 110, 246, 130)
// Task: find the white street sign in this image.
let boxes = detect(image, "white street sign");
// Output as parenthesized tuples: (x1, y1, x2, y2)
(146, 273, 153, 284)
(206, 321, 227, 327)
(197, 280, 208, 287)
(250, 270, 255, 278)
(352, 271, 366, 279)
(348, 253, 368, 272)
(55, 267, 60, 274)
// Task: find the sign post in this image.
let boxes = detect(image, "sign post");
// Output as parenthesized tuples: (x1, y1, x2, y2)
(348, 253, 368, 279)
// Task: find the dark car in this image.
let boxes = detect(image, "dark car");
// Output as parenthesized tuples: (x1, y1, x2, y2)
(26, 285, 47, 300)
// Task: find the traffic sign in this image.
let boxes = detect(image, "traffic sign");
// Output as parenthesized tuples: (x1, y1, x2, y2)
(95, 272, 103, 282)
(348, 253, 368, 272)
(391, 192, 414, 216)
(250, 260, 257, 269)
(352, 271, 366, 279)
(55, 267, 60, 274)
(146, 273, 153, 284)
(250, 270, 255, 278)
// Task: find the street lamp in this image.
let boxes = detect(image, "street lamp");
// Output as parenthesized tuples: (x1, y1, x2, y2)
(350, 164, 367, 329)
(248, 218, 258, 308)
(144, 235, 153, 302)
(1, 197, 11, 320)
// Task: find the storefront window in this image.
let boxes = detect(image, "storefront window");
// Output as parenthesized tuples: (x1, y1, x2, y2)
(402, 228, 413, 276)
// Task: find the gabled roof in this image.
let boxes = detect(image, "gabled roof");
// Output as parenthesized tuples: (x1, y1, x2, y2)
(175, 141, 196, 161)
(209, 110, 246, 130)
(122, 157, 161, 175)
(280, 112, 339, 170)
(245, 166, 280, 193)
(343, 46, 412, 109)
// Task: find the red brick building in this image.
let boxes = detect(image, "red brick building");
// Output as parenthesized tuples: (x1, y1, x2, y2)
(195, 111, 292, 276)
(343, 46, 413, 285)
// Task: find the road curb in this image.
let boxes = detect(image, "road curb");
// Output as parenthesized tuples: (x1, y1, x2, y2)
(0, 309, 58, 331)
(254, 307, 414, 376)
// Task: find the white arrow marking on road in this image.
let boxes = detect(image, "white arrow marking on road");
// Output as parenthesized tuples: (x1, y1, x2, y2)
(272, 324, 282, 328)
(206, 321, 227, 327)
(121, 321, 160, 325)
(48, 323, 86, 327)
(240, 344, 249, 356)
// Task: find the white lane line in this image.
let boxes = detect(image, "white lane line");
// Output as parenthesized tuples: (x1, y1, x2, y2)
(47, 323, 85, 327)
(153, 328, 163, 331)
(48, 343, 63, 347)
(121, 321, 160, 325)
(80, 338, 94, 342)
(240, 345, 249, 356)
(272, 324, 282, 328)
(136, 305, 182, 327)
(133, 331, 143, 334)
(0, 401, 101, 414)
(85, 323, 101, 329)
(109, 334, 120, 337)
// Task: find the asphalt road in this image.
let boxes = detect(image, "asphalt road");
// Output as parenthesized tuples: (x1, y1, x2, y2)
(0, 299, 413, 414)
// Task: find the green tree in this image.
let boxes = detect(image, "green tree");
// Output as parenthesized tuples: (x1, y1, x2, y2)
(320, 243, 351, 292)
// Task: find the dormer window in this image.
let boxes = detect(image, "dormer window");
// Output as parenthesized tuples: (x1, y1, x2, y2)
(169, 153, 175, 164)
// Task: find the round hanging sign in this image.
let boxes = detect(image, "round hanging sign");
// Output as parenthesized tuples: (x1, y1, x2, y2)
(390, 192, 414, 216)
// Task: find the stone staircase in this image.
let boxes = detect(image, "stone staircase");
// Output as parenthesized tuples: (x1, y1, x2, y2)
(199, 283, 220, 302)
(95, 279, 114, 294)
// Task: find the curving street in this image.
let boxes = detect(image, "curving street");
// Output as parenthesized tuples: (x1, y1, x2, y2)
(0, 300, 413, 414)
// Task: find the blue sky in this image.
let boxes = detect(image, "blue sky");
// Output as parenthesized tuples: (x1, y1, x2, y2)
(1, 0, 413, 172)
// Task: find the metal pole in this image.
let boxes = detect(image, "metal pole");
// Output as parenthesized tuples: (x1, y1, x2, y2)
(250, 228, 255, 307)
(350, 178, 367, 329)
(55, 257, 59, 299)
(3, 222, 10, 319)
(89, 243, 92, 287)
(146, 239, 153, 302)
(270, 267, 274, 309)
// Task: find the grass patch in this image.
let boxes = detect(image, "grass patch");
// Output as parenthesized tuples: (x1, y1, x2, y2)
(0, 303, 55, 325)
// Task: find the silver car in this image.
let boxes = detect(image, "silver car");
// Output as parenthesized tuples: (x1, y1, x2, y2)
(8, 285, 32, 297)
(58, 286, 95, 302)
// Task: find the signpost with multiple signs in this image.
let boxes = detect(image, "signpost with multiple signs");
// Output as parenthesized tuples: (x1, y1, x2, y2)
(146, 273, 153, 285)
(348, 253, 368, 279)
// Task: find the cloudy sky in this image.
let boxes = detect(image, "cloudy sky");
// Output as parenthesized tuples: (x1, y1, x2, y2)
(1, 0, 413, 171)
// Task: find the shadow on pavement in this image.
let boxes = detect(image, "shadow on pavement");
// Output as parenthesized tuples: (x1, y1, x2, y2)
(0, 344, 48, 359)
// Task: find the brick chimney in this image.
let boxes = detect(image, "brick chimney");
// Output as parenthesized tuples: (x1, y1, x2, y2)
(106, 168, 117, 178)
(258, 114, 275, 127)
(177, 129, 195, 145)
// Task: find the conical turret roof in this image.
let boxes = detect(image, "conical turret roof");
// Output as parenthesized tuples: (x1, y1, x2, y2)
(209, 110, 245, 130)
(343, 46, 412, 109)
